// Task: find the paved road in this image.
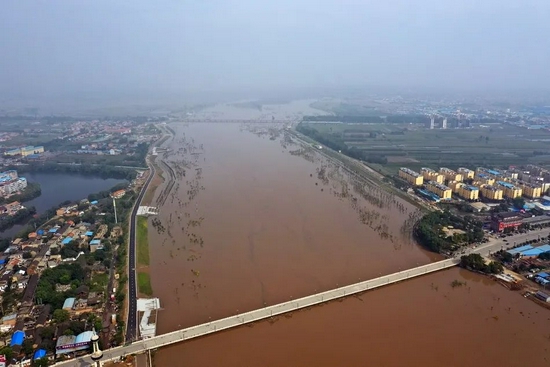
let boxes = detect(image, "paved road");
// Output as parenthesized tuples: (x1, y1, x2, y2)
(462, 227, 550, 258)
(125, 157, 156, 343)
(53, 259, 458, 366)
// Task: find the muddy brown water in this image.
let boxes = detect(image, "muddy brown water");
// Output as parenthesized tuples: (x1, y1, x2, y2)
(155, 267, 550, 367)
(148, 123, 549, 366)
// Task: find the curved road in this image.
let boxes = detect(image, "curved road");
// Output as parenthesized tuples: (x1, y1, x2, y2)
(125, 156, 156, 342)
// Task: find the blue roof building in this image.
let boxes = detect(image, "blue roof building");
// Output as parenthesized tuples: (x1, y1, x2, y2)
(63, 297, 76, 310)
(85, 231, 94, 237)
(90, 239, 101, 245)
(49, 228, 58, 233)
(61, 237, 73, 245)
(90, 200, 98, 205)
(33, 349, 47, 360)
(10, 330, 24, 346)
(507, 245, 533, 255)
(497, 181, 515, 189)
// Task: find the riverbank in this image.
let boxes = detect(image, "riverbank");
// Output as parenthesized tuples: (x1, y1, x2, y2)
(0, 206, 36, 232)
(0, 181, 41, 205)
(288, 128, 431, 211)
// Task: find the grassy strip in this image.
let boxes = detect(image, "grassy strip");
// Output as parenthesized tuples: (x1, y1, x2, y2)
(137, 272, 153, 296)
(136, 216, 150, 266)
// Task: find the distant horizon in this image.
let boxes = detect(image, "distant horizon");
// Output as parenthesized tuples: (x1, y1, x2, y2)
(2, 1, 550, 114)
(2, 84, 550, 116)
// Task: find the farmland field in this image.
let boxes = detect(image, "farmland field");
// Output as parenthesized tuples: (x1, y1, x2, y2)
(300, 122, 550, 175)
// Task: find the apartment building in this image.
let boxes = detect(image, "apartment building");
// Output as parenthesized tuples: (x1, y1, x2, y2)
(420, 167, 444, 184)
(474, 173, 495, 186)
(457, 184, 480, 201)
(480, 185, 504, 201)
(519, 182, 542, 199)
(496, 181, 522, 199)
(399, 168, 423, 186)
(425, 181, 452, 200)
(457, 167, 475, 179)
(439, 167, 463, 182)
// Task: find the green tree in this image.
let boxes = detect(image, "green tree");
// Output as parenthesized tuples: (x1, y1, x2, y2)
(460, 254, 487, 272)
(33, 357, 49, 367)
(0, 346, 13, 360)
(22, 338, 34, 356)
(512, 197, 525, 210)
(487, 261, 504, 274)
(52, 309, 70, 323)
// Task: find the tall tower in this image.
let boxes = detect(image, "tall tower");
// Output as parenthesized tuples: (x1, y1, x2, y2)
(442, 117, 447, 129)
(430, 116, 435, 130)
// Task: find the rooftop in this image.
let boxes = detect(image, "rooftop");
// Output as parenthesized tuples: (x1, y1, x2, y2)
(496, 181, 516, 189)
(399, 167, 420, 177)
(427, 181, 451, 191)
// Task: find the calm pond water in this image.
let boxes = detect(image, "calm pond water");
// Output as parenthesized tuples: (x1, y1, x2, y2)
(0, 172, 125, 238)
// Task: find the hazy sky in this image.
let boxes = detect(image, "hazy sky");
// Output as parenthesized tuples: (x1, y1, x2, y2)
(1, 0, 549, 104)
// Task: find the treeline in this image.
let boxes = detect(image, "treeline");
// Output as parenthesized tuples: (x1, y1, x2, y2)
(296, 124, 387, 164)
(413, 211, 484, 253)
(460, 254, 503, 274)
(0, 182, 41, 205)
(302, 114, 431, 124)
(303, 115, 384, 123)
(8, 163, 135, 180)
(0, 206, 36, 232)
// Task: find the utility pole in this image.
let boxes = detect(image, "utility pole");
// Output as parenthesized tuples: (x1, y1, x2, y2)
(112, 196, 118, 224)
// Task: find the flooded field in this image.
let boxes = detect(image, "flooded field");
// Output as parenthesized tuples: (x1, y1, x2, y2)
(146, 121, 550, 366)
(155, 267, 550, 367)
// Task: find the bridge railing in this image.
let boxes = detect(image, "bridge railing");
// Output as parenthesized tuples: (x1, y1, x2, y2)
(52, 259, 459, 365)
(141, 259, 458, 351)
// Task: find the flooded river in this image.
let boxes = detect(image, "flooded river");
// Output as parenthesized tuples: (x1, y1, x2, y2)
(147, 123, 550, 366)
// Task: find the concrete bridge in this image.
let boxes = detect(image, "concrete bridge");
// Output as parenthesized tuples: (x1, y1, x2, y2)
(182, 119, 296, 124)
(54, 258, 459, 366)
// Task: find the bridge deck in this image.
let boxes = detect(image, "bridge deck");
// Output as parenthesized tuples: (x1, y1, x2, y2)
(57, 259, 458, 365)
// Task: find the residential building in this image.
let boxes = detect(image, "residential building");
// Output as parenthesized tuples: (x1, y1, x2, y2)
(420, 168, 444, 184)
(477, 167, 502, 178)
(447, 181, 463, 193)
(398, 168, 423, 186)
(4, 146, 44, 157)
(439, 167, 463, 182)
(0, 171, 27, 198)
(457, 167, 475, 179)
(519, 182, 542, 199)
(458, 185, 480, 201)
(496, 181, 522, 199)
(480, 185, 504, 201)
(475, 173, 495, 186)
(425, 181, 452, 200)
(111, 189, 126, 199)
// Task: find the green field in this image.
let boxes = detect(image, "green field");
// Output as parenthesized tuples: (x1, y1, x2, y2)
(302, 122, 550, 175)
(137, 272, 153, 296)
(136, 216, 150, 266)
